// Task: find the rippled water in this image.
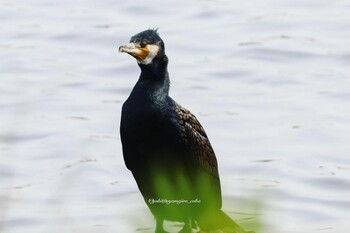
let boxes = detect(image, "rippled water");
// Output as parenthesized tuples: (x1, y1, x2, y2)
(1, 0, 350, 232)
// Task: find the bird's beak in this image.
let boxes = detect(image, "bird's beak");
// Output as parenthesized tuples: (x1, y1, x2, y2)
(119, 43, 149, 61)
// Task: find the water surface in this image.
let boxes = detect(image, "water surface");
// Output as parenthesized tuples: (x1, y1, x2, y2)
(1, 0, 350, 232)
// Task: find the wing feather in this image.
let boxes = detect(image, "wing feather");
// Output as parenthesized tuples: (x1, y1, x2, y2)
(175, 103, 220, 180)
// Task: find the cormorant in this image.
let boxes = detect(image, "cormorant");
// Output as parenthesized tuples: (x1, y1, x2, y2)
(119, 29, 251, 233)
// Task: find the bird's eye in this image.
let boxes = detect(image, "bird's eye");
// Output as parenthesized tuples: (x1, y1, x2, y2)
(140, 41, 147, 48)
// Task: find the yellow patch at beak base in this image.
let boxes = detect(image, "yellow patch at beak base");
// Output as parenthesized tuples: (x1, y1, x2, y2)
(119, 43, 160, 65)
(119, 43, 149, 61)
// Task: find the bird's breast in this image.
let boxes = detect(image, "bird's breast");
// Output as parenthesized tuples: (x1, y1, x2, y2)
(121, 98, 185, 168)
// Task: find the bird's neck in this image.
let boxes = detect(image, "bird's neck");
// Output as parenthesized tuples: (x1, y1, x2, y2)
(133, 56, 170, 99)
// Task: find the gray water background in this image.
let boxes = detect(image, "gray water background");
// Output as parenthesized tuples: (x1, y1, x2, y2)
(1, 0, 350, 232)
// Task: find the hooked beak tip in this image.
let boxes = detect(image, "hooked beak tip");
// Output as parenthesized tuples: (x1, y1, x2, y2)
(118, 46, 125, 53)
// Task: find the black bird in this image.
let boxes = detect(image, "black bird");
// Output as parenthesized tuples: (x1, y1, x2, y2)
(119, 29, 250, 233)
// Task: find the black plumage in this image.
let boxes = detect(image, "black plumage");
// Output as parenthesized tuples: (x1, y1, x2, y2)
(119, 29, 250, 233)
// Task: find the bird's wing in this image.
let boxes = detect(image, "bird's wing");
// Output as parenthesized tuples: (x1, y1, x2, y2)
(175, 103, 220, 180)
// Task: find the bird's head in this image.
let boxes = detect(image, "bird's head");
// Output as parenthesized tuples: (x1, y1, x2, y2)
(119, 29, 166, 66)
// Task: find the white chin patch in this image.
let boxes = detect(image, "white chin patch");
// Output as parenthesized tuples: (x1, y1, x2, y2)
(138, 44, 160, 65)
